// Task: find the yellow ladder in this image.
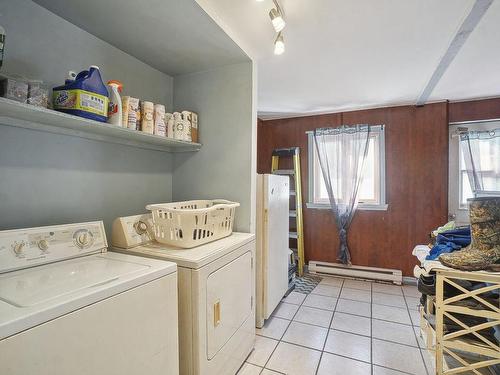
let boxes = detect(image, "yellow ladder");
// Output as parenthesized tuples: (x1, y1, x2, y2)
(271, 147, 305, 278)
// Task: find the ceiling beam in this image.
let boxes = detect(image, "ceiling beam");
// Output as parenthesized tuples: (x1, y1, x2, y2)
(415, 0, 494, 106)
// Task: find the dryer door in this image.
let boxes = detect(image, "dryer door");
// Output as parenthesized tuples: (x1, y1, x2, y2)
(206, 250, 252, 359)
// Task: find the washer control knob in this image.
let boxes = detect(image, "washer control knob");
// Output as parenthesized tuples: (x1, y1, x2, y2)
(77, 233, 89, 247)
(73, 229, 94, 249)
(134, 221, 148, 235)
(13, 242, 25, 255)
(38, 239, 49, 251)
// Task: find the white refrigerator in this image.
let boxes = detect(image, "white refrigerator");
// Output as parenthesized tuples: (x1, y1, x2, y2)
(255, 174, 290, 328)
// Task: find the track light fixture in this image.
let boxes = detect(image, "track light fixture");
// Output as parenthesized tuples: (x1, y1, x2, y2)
(269, 0, 286, 32)
(259, 0, 286, 55)
(274, 32, 285, 55)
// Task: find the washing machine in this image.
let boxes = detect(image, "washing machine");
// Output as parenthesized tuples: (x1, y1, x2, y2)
(111, 213, 256, 375)
(0, 221, 179, 375)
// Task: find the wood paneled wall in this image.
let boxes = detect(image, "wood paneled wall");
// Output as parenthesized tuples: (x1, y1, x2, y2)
(449, 98, 500, 123)
(258, 103, 450, 276)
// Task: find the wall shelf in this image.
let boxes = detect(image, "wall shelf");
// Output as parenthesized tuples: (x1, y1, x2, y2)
(0, 98, 201, 153)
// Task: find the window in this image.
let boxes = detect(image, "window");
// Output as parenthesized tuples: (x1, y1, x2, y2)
(307, 126, 387, 210)
(449, 120, 500, 224)
(458, 137, 500, 207)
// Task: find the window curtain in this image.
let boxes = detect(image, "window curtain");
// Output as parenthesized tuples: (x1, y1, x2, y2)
(460, 128, 500, 196)
(313, 125, 371, 265)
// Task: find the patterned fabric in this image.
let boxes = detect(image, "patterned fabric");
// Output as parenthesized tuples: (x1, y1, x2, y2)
(440, 197, 500, 271)
(294, 274, 322, 294)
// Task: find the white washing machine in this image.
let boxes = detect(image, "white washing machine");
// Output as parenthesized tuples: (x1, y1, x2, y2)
(111, 213, 256, 375)
(0, 221, 179, 375)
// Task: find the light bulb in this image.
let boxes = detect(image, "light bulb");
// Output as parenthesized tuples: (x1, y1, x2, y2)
(269, 8, 286, 32)
(274, 33, 285, 55)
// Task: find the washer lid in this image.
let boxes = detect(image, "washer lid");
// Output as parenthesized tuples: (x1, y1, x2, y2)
(0, 256, 148, 307)
(0, 252, 176, 340)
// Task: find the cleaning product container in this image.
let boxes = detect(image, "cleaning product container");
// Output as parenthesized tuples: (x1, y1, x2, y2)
(53, 65, 109, 122)
(107, 80, 122, 126)
(146, 200, 240, 248)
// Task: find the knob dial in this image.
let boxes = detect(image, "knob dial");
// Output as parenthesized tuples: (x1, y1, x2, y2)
(38, 239, 49, 251)
(73, 229, 94, 249)
(12, 242, 25, 255)
(77, 233, 89, 246)
(134, 221, 148, 235)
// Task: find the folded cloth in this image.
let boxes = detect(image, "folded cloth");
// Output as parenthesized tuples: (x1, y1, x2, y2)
(426, 242, 462, 260)
(412, 245, 431, 263)
(426, 227, 471, 260)
(435, 227, 471, 247)
(432, 220, 456, 237)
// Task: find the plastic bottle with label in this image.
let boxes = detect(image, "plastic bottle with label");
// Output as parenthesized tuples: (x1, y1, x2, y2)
(52, 65, 109, 122)
(141, 101, 154, 134)
(153, 104, 166, 136)
(107, 80, 123, 126)
(165, 113, 174, 138)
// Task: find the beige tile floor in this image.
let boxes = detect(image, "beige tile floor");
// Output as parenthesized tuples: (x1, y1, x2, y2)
(239, 275, 434, 375)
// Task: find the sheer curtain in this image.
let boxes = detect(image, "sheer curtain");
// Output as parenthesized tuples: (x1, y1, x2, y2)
(460, 128, 500, 196)
(313, 125, 371, 265)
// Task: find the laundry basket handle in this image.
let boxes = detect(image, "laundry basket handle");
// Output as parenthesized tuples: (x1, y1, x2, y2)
(146, 200, 240, 213)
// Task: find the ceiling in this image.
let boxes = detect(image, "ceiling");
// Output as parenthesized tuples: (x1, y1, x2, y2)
(33, 0, 249, 76)
(198, 0, 500, 118)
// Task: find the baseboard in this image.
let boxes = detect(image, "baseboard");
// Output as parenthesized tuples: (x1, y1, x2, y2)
(309, 261, 403, 285)
(403, 276, 418, 286)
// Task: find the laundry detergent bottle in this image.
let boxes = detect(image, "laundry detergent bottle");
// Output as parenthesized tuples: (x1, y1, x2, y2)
(107, 80, 123, 126)
(53, 65, 109, 122)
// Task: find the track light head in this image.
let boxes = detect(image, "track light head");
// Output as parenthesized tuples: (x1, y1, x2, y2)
(274, 32, 285, 55)
(269, 8, 286, 32)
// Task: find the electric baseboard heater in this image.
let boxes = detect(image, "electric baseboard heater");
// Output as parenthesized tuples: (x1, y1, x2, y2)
(309, 261, 403, 285)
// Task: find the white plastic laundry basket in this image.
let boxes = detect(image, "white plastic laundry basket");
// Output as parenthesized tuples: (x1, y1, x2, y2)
(146, 199, 240, 248)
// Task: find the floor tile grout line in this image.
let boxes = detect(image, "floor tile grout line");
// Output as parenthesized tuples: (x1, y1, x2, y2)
(373, 363, 420, 375)
(261, 290, 308, 374)
(326, 292, 408, 309)
(277, 338, 326, 354)
(314, 277, 344, 375)
(321, 348, 372, 365)
(370, 281, 374, 375)
(258, 328, 423, 351)
(260, 319, 421, 349)
(342, 331, 421, 349)
(371, 316, 418, 328)
(317, 343, 425, 375)
(301, 303, 338, 313)
(403, 289, 431, 375)
(279, 299, 372, 318)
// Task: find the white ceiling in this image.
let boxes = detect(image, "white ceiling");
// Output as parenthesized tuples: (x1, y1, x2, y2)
(33, 0, 249, 76)
(430, 0, 500, 101)
(199, 0, 500, 118)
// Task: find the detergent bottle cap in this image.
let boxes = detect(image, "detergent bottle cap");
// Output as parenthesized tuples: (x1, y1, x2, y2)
(107, 80, 123, 92)
(67, 71, 77, 81)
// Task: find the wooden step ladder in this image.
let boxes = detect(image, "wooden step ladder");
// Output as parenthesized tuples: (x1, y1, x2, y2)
(271, 147, 305, 280)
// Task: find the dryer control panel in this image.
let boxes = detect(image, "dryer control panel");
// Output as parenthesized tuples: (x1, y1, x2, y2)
(111, 214, 154, 249)
(0, 221, 107, 274)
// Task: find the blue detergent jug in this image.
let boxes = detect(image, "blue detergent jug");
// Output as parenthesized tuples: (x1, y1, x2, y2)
(53, 65, 109, 122)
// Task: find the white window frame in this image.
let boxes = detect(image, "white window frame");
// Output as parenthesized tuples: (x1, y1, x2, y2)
(448, 119, 500, 225)
(306, 125, 387, 211)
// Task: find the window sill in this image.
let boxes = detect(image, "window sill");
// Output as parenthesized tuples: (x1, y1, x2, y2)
(306, 202, 389, 211)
